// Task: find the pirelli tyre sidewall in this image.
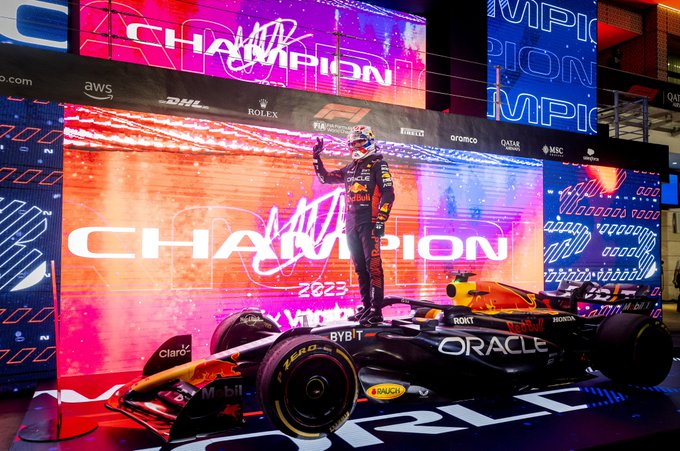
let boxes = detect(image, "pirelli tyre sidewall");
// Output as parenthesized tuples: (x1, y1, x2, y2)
(594, 313, 673, 386)
(256, 334, 358, 439)
(210, 309, 280, 354)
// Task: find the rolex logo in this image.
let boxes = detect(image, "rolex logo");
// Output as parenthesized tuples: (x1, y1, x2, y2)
(259, 98, 268, 109)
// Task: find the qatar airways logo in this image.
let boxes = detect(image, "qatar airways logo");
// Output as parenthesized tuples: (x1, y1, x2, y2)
(126, 19, 392, 86)
(66, 189, 508, 275)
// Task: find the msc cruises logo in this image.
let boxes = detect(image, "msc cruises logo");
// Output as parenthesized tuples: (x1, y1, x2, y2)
(542, 145, 564, 158)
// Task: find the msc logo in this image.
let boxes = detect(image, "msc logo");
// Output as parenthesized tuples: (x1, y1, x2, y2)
(314, 103, 370, 123)
(542, 145, 564, 157)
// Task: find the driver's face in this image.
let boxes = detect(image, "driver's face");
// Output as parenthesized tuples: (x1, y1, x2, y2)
(349, 139, 367, 149)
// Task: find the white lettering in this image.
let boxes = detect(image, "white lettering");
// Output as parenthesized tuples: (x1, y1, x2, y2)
(141, 228, 210, 258)
(68, 228, 508, 263)
(438, 335, 549, 356)
(125, 19, 392, 86)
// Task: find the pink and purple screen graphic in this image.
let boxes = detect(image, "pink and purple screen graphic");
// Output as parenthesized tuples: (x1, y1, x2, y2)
(78, 0, 427, 108)
(60, 104, 543, 376)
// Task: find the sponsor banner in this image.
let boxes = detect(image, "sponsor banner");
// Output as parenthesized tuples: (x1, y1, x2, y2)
(0, 43, 668, 175)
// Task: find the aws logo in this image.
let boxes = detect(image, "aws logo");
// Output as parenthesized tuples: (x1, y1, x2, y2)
(83, 81, 113, 100)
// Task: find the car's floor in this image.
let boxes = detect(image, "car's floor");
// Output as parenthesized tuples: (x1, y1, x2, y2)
(6, 357, 680, 451)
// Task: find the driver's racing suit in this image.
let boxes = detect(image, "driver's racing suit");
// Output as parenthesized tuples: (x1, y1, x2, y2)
(313, 153, 395, 316)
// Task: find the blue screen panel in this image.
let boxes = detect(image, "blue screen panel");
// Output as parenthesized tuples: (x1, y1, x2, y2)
(543, 161, 661, 297)
(487, 0, 598, 134)
(0, 97, 63, 392)
(0, 0, 68, 51)
(661, 173, 679, 206)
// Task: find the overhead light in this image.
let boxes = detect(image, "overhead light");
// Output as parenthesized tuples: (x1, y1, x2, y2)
(660, 4, 680, 14)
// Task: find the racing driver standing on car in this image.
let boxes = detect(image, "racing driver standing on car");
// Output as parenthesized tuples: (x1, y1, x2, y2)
(312, 125, 395, 325)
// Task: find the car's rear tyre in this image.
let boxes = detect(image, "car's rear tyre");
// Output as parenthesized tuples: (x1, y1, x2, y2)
(210, 309, 280, 354)
(256, 334, 358, 439)
(594, 313, 673, 386)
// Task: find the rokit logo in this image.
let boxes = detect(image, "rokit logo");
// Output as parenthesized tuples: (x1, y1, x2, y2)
(159, 97, 209, 109)
(582, 147, 600, 163)
(83, 81, 113, 100)
(542, 145, 564, 158)
(500, 139, 521, 152)
(248, 98, 278, 118)
(400, 127, 424, 137)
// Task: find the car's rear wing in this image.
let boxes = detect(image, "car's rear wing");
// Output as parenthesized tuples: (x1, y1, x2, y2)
(537, 280, 657, 316)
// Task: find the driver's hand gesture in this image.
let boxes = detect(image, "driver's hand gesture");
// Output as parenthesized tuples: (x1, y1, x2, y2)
(313, 137, 324, 158)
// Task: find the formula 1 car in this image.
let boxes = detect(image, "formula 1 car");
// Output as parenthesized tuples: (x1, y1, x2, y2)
(105, 278, 673, 443)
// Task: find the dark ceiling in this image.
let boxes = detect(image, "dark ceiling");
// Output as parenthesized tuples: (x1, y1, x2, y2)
(363, 1, 680, 52)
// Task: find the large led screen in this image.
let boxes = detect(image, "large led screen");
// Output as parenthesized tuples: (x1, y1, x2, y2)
(0, 0, 68, 51)
(78, 0, 426, 108)
(487, 0, 597, 134)
(543, 161, 662, 315)
(0, 97, 63, 391)
(60, 104, 544, 375)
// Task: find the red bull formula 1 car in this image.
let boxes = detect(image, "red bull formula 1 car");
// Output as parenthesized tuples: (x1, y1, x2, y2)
(105, 276, 673, 442)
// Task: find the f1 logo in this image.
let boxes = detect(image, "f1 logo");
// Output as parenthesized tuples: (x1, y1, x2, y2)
(314, 103, 370, 123)
(0, 0, 68, 50)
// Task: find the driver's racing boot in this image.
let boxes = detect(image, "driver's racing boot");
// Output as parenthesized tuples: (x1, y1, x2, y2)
(359, 306, 383, 325)
(348, 305, 368, 321)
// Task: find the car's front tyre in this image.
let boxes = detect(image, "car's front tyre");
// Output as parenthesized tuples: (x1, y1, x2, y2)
(256, 334, 358, 439)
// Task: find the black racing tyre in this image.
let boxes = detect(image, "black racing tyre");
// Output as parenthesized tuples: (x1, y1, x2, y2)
(256, 334, 358, 439)
(593, 313, 673, 386)
(210, 309, 280, 354)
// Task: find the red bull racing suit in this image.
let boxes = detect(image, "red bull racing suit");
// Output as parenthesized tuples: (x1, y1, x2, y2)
(313, 153, 395, 312)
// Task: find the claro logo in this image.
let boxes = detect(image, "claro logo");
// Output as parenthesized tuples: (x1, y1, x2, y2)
(159, 343, 190, 358)
(66, 227, 508, 262)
